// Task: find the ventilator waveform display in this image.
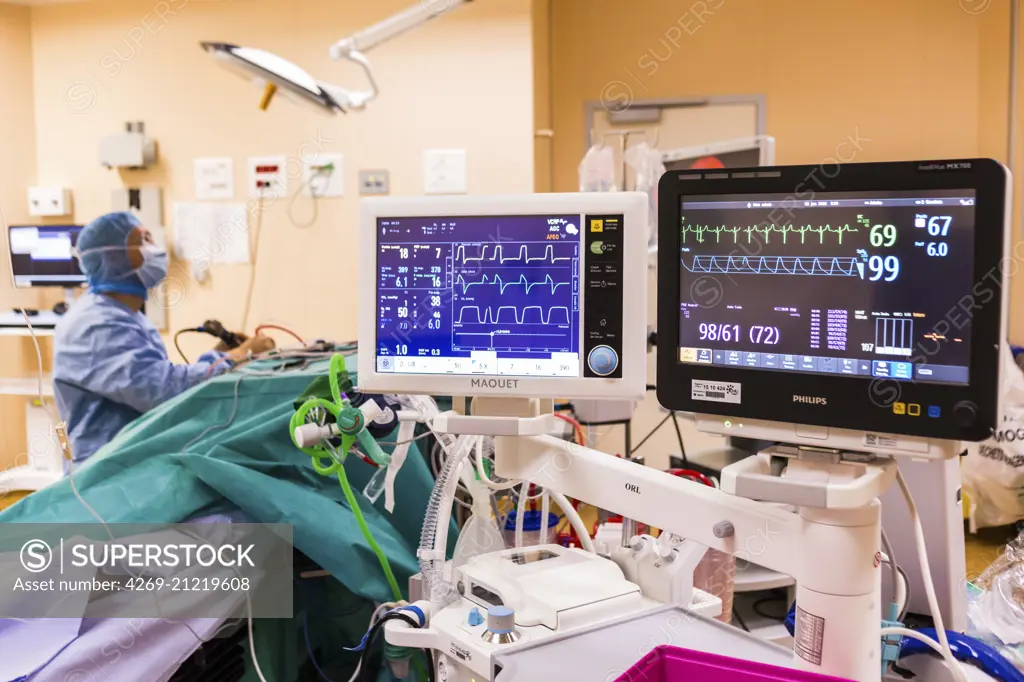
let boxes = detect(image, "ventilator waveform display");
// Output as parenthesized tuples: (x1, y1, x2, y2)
(456, 243, 573, 265)
(685, 255, 861, 277)
(456, 306, 571, 325)
(452, 239, 578, 353)
(456, 273, 572, 295)
(681, 223, 859, 245)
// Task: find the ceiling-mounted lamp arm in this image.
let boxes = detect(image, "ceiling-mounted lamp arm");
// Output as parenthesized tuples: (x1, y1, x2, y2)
(328, 0, 473, 59)
(321, 50, 379, 111)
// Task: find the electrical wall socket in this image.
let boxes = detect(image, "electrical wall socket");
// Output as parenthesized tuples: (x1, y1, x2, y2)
(27, 187, 72, 217)
(248, 155, 287, 199)
(359, 169, 390, 195)
(303, 153, 344, 198)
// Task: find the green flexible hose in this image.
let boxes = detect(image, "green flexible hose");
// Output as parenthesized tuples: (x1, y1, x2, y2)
(288, 355, 402, 602)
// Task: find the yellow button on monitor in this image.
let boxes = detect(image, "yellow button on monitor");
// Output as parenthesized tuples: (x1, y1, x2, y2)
(908, 403, 921, 417)
(679, 347, 699, 363)
(590, 219, 604, 232)
(893, 402, 906, 415)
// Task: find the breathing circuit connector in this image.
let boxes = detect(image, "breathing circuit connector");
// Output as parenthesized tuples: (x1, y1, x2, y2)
(880, 602, 905, 675)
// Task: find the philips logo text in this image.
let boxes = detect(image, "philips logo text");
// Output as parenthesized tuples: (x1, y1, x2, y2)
(793, 395, 827, 406)
(470, 378, 519, 389)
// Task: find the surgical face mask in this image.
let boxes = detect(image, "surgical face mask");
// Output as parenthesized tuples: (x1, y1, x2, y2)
(136, 244, 169, 288)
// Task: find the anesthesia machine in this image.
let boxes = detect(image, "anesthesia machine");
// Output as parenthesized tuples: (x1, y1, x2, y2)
(343, 159, 1009, 682)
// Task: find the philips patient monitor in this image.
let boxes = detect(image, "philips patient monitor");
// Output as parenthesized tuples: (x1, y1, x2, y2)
(358, 193, 648, 399)
(656, 159, 1009, 447)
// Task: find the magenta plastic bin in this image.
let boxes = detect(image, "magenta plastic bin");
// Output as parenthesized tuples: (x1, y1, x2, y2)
(614, 645, 854, 682)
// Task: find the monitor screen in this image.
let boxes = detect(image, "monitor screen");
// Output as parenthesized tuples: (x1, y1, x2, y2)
(375, 213, 622, 378)
(9, 225, 86, 288)
(677, 189, 976, 386)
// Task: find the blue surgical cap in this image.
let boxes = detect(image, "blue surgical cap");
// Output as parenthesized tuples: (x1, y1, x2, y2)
(76, 211, 146, 297)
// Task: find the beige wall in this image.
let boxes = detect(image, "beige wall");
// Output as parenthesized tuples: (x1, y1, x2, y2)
(0, 4, 53, 471)
(541, 0, 1020, 466)
(0, 0, 534, 464)
(27, 0, 534, 360)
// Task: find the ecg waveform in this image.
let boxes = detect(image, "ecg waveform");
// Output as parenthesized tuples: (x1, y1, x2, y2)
(681, 223, 859, 245)
(456, 306, 571, 326)
(685, 255, 861, 277)
(456, 273, 571, 294)
(455, 243, 573, 265)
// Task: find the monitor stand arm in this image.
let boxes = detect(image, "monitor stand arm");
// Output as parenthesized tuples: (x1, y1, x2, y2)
(437, 398, 892, 682)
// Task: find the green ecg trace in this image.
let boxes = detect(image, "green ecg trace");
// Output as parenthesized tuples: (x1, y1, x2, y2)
(680, 223, 860, 245)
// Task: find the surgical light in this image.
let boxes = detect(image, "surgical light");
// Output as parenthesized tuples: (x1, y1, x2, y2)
(200, 0, 474, 115)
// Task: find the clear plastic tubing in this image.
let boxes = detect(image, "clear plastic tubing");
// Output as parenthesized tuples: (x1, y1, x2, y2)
(418, 433, 474, 607)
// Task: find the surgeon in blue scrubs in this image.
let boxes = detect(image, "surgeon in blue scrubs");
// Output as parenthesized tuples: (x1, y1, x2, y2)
(54, 212, 275, 464)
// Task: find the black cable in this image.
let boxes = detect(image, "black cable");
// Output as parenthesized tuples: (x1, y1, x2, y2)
(357, 612, 433, 682)
(670, 411, 688, 464)
(630, 414, 672, 455)
(732, 607, 749, 632)
(752, 594, 788, 621)
(890, 662, 916, 679)
(173, 328, 204, 363)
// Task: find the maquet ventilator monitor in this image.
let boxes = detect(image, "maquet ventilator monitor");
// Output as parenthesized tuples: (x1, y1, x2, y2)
(656, 158, 1010, 451)
(358, 193, 648, 400)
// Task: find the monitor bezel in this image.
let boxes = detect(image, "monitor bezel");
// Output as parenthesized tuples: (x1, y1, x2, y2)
(656, 159, 1009, 442)
(358, 193, 649, 399)
(7, 224, 86, 289)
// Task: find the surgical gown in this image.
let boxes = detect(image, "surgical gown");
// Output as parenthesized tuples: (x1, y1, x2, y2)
(53, 292, 228, 463)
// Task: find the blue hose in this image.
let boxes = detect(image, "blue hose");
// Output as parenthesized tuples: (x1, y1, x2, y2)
(899, 628, 1024, 682)
(783, 605, 1024, 682)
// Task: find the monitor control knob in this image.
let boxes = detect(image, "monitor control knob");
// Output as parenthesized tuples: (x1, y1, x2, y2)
(588, 345, 619, 376)
(952, 401, 978, 428)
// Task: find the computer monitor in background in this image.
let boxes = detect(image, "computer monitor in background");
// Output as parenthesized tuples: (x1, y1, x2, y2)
(8, 225, 86, 289)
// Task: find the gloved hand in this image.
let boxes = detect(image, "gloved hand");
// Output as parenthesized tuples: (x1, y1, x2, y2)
(227, 333, 276, 361)
(214, 331, 248, 352)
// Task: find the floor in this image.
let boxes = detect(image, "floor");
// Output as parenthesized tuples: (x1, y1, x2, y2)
(965, 523, 1020, 579)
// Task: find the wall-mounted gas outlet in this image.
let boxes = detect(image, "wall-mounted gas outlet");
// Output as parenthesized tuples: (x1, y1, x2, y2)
(248, 155, 287, 199)
(359, 169, 390, 195)
(303, 153, 344, 198)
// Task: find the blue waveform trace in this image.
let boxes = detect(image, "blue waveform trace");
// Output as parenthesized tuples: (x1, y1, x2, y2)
(686, 255, 861, 277)
(456, 273, 571, 294)
(455, 306, 571, 326)
(455, 243, 573, 265)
